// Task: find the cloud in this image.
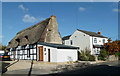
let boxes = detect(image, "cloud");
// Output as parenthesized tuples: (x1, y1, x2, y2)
(22, 14, 44, 23)
(112, 8, 120, 12)
(79, 7, 86, 11)
(18, 4, 29, 11)
(90, 0, 94, 2)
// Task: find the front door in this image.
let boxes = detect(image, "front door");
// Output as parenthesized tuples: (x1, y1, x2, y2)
(39, 46, 43, 61)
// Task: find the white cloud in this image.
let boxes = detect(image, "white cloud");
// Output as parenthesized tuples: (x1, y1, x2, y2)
(90, 0, 94, 2)
(18, 4, 29, 11)
(79, 7, 86, 11)
(112, 8, 120, 12)
(22, 14, 44, 23)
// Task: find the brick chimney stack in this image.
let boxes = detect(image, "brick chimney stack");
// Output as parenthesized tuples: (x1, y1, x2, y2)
(98, 31, 101, 35)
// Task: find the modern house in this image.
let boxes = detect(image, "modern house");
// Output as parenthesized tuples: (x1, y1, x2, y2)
(62, 29, 108, 55)
(6, 15, 79, 62)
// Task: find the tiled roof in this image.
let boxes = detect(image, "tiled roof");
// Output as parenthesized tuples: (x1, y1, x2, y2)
(38, 42, 79, 49)
(77, 29, 107, 38)
(62, 35, 71, 40)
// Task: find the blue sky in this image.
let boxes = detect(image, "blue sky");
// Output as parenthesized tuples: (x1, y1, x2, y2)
(2, 2, 118, 46)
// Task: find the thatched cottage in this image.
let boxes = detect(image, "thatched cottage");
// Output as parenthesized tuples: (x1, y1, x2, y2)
(7, 15, 79, 62)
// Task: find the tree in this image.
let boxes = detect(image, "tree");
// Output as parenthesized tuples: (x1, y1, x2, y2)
(0, 43, 7, 50)
(104, 39, 120, 55)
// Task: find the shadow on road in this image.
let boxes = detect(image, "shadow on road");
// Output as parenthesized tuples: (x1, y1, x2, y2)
(1, 60, 19, 74)
(28, 60, 33, 76)
(1, 62, 10, 74)
(35, 64, 120, 76)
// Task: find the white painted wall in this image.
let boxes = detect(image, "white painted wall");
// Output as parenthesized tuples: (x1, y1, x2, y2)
(64, 30, 91, 51)
(38, 44, 78, 62)
(56, 49, 78, 62)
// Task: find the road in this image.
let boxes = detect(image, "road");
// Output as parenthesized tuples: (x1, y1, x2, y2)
(2, 60, 120, 76)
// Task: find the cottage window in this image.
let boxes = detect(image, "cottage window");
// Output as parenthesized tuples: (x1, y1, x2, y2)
(103, 39, 105, 44)
(16, 38, 20, 43)
(70, 40, 73, 45)
(27, 49, 30, 58)
(25, 35, 28, 40)
(94, 38, 97, 43)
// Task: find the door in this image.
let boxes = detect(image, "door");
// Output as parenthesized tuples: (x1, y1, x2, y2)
(39, 46, 43, 61)
(48, 49, 50, 62)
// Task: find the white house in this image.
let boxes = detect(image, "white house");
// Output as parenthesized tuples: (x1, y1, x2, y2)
(6, 15, 79, 62)
(62, 29, 108, 55)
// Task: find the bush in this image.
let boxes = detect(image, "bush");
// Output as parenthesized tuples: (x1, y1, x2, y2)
(78, 48, 95, 61)
(89, 55, 96, 61)
(98, 49, 109, 61)
(114, 51, 120, 57)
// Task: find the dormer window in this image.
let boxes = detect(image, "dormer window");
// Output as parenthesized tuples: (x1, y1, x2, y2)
(16, 38, 20, 43)
(94, 38, 97, 43)
(9, 42, 11, 44)
(25, 35, 28, 40)
(49, 29, 51, 31)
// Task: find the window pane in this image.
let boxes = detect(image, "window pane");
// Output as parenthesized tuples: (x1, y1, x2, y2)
(94, 38, 97, 43)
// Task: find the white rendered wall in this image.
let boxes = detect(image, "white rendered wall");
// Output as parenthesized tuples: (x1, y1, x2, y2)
(56, 49, 78, 62)
(65, 30, 91, 51)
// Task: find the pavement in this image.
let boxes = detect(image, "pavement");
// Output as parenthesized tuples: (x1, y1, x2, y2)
(1, 60, 120, 76)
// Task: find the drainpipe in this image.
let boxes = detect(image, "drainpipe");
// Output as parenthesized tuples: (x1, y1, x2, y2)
(92, 36, 93, 55)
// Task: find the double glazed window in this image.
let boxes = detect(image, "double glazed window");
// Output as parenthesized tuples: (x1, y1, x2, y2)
(103, 39, 105, 44)
(94, 38, 97, 43)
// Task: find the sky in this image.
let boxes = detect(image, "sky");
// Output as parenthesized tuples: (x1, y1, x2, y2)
(1, 2, 118, 46)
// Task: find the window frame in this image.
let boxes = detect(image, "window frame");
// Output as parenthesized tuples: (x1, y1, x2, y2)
(103, 39, 105, 44)
(94, 38, 97, 43)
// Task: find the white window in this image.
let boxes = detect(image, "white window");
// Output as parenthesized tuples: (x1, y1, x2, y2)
(94, 38, 97, 43)
(103, 39, 105, 44)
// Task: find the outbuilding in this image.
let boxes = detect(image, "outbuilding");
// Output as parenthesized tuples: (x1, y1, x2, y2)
(8, 42, 79, 62)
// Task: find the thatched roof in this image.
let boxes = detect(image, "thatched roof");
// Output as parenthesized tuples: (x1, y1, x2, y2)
(38, 42, 79, 49)
(7, 15, 62, 49)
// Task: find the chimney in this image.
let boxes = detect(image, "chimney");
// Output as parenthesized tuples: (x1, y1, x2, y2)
(98, 31, 101, 35)
(50, 15, 56, 19)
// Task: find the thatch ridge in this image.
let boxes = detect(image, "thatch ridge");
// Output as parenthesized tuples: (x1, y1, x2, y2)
(17, 18, 50, 35)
